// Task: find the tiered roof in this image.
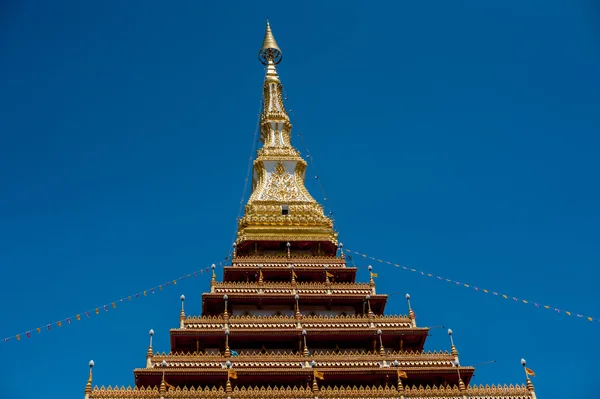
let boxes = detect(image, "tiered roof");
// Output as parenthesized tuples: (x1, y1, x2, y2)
(84, 22, 538, 399)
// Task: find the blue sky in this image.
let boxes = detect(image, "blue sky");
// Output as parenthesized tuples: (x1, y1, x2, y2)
(1, 1, 599, 398)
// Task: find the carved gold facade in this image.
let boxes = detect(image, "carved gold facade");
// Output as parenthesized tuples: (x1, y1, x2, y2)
(84, 22, 538, 399)
(236, 24, 337, 249)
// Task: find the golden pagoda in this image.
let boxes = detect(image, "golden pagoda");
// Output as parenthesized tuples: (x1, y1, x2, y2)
(85, 22, 538, 399)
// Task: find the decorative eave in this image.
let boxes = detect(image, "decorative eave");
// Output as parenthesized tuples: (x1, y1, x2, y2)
(150, 349, 452, 361)
(212, 281, 372, 296)
(231, 256, 346, 266)
(89, 383, 533, 398)
(170, 326, 428, 336)
(147, 352, 458, 370)
(136, 366, 473, 375)
(223, 264, 357, 283)
(182, 314, 414, 329)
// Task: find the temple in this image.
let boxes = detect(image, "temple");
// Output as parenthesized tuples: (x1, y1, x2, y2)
(84, 22, 538, 399)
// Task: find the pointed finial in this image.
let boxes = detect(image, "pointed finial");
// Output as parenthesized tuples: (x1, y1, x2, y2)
(368, 265, 376, 292)
(458, 378, 466, 391)
(180, 294, 186, 328)
(397, 376, 404, 392)
(160, 359, 167, 392)
(377, 329, 385, 356)
(223, 294, 229, 320)
(406, 293, 416, 327)
(521, 358, 537, 395)
(294, 294, 301, 318)
(224, 328, 231, 357)
(146, 329, 154, 368)
(365, 294, 373, 317)
(448, 328, 459, 360)
(259, 20, 282, 65)
(84, 360, 94, 398)
(211, 264, 216, 287)
(302, 329, 309, 356)
(339, 242, 344, 259)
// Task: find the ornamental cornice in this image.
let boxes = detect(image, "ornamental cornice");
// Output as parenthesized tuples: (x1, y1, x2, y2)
(231, 256, 346, 265)
(151, 349, 451, 360)
(136, 366, 472, 375)
(211, 281, 372, 296)
(202, 293, 387, 301)
(171, 327, 425, 336)
(145, 357, 458, 370)
(89, 383, 533, 399)
(183, 314, 412, 327)
(214, 282, 371, 289)
(236, 232, 338, 245)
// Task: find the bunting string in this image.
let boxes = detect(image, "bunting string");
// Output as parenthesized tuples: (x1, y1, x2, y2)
(345, 248, 597, 324)
(2, 262, 224, 344)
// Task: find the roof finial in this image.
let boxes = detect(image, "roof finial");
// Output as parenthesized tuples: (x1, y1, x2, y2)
(406, 293, 416, 327)
(448, 328, 459, 362)
(210, 264, 216, 292)
(521, 358, 537, 398)
(294, 294, 301, 318)
(146, 329, 154, 368)
(223, 294, 229, 322)
(259, 20, 282, 65)
(179, 295, 186, 328)
(84, 360, 94, 399)
(302, 329, 309, 357)
(159, 360, 167, 398)
(377, 329, 385, 356)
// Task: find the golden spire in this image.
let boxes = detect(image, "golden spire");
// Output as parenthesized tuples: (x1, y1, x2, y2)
(84, 360, 94, 399)
(235, 21, 337, 252)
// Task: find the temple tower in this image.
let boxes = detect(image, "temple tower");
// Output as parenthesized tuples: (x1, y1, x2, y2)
(84, 22, 537, 399)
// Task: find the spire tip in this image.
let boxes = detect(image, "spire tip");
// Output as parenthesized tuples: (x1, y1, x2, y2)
(259, 21, 282, 65)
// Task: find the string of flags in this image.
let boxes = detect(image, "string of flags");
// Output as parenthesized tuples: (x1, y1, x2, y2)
(5, 246, 594, 344)
(2, 261, 225, 344)
(345, 248, 597, 325)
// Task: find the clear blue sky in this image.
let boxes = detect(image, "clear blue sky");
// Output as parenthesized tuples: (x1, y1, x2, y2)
(1, 1, 599, 398)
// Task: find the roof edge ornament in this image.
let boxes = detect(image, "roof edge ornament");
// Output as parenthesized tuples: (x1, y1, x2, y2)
(258, 20, 282, 65)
